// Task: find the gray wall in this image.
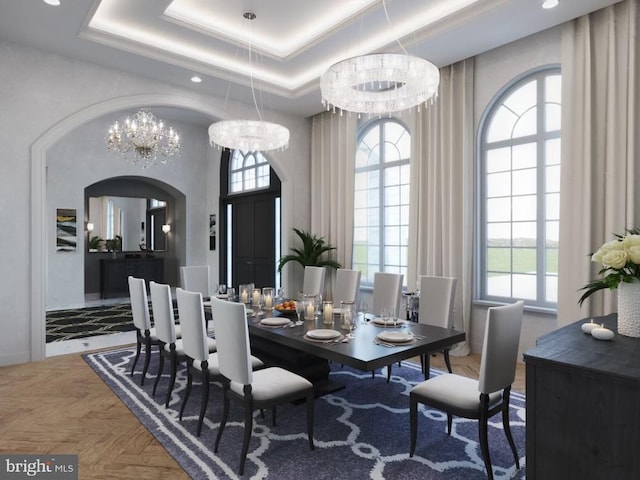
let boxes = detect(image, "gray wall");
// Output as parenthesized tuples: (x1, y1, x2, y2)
(0, 40, 311, 365)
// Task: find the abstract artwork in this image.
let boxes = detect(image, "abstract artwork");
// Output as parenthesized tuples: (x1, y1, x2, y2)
(56, 208, 77, 252)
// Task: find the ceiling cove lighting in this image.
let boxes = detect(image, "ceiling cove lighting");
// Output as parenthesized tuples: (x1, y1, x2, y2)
(106, 109, 181, 168)
(320, 0, 439, 116)
(208, 12, 289, 153)
(542, 0, 559, 9)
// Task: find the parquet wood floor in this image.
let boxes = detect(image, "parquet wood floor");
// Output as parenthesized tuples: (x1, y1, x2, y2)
(0, 348, 524, 479)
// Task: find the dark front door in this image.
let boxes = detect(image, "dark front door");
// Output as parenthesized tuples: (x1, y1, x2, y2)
(231, 193, 276, 288)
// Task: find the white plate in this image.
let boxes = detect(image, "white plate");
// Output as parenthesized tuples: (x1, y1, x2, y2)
(306, 329, 341, 340)
(372, 317, 405, 326)
(260, 317, 291, 326)
(377, 331, 413, 343)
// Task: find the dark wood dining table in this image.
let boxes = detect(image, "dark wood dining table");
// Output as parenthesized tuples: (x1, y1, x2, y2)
(247, 311, 465, 395)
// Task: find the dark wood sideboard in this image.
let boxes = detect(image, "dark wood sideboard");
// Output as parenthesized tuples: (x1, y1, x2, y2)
(100, 257, 164, 298)
(523, 313, 640, 480)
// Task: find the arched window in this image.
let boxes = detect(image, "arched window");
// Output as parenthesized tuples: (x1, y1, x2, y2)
(229, 150, 270, 194)
(353, 119, 410, 287)
(478, 67, 561, 309)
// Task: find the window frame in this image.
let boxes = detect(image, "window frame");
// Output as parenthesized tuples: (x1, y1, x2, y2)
(476, 65, 561, 312)
(353, 117, 411, 288)
(228, 149, 271, 195)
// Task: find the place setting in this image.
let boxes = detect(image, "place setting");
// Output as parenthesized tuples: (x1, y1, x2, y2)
(258, 316, 294, 329)
(303, 328, 346, 345)
(374, 330, 416, 348)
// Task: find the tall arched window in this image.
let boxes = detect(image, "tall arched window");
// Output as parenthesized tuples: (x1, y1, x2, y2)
(478, 67, 561, 309)
(229, 150, 270, 193)
(353, 119, 410, 287)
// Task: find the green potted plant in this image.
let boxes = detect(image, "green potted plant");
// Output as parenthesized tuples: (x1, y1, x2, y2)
(105, 235, 122, 258)
(277, 228, 342, 272)
(88, 235, 103, 252)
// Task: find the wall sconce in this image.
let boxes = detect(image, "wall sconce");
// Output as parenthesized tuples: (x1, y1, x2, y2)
(87, 222, 94, 233)
(162, 224, 171, 234)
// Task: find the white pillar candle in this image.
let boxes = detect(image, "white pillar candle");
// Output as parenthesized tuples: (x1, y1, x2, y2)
(240, 290, 248, 303)
(306, 303, 315, 320)
(252, 289, 261, 305)
(324, 303, 333, 323)
(264, 294, 273, 309)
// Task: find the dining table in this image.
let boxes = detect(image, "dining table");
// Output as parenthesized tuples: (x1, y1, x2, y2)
(246, 308, 465, 396)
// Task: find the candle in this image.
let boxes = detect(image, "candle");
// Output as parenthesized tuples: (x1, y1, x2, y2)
(306, 303, 315, 320)
(581, 319, 599, 334)
(323, 302, 333, 325)
(240, 290, 248, 304)
(252, 289, 261, 306)
(591, 324, 614, 341)
(264, 294, 273, 309)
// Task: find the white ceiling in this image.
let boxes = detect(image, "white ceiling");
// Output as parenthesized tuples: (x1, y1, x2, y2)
(0, 0, 622, 120)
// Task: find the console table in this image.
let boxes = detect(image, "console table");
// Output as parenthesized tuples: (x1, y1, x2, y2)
(99, 257, 164, 298)
(523, 313, 640, 479)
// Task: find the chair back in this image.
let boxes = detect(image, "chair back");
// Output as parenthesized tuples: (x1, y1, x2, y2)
(302, 266, 326, 297)
(176, 288, 209, 362)
(149, 281, 177, 344)
(209, 298, 253, 385)
(478, 300, 524, 394)
(372, 272, 404, 317)
(180, 265, 211, 298)
(418, 276, 457, 329)
(333, 268, 361, 305)
(128, 276, 151, 331)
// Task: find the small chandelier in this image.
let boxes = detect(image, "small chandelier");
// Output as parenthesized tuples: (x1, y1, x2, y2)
(320, 53, 440, 116)
(208, 12, 289, 153)
(106, 109, 181, 168)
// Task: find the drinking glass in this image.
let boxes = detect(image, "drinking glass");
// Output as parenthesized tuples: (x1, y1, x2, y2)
(358, 301, 369, 322)
(340, 301, 355, 332)
(218, 284, 227, 295)
(227, 287, 236, 302)
(303, 294, 318, 321)
(262, 287, 275, 310)
(294, 295, 305, 326)
(252, 288, 263, 313)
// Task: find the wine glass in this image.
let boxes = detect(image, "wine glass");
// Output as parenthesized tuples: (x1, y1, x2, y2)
(294, 297, 305, 326)
(358, 301, 369, 323)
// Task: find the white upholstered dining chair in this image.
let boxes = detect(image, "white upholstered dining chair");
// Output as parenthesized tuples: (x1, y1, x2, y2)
(128, 276, 159, 386)
(332, 268, 361, 305)
(409, 300, 524, 480)
(176, 288, 263, 437)
(302, 266, 326, 298)
(418, 275, 457, 378)
(371, 272, 404, 381)
(149, 281, 214, 408)
(179, 265, 211, 299)
(210, 297, 315, 475)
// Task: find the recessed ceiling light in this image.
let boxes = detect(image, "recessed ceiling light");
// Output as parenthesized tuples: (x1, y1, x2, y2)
(542, 0, 559, 9)
(190, 75, 202, 83)
(43, 0, 61, 6)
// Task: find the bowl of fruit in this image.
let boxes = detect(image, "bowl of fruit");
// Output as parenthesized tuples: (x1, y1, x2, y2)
(274, 299, 297, 314)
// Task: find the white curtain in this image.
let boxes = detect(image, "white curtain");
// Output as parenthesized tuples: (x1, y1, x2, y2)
(558, 0, 640, 325)
(408, 58, 475, 354)
(310, 111, 358, 273)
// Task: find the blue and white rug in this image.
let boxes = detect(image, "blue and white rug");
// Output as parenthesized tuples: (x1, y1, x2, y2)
(84, 347, 525, 479)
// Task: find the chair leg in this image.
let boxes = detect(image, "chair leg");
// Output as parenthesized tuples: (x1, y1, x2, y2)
(214, 382, 230, 453)
(446, 413, 453, 435)
(153, 350, 165, 396)
(271, 407, 277, 427)
(501, 388, 520, 469)
(478, 394, 494, 480)
(409, 394, 418, 457)
(196, 369, 210, 437)
(131, 331, 142, 376)
(238, 396, 254, 475)
(443, 349, 453, 373)
(386, 364, 392, 383)
(306, 390, 315, 450)
(371, 370, 375, 379)
(179, 365, 193, 421)
(140, 333, 152, 386)
(165, 352, 178, 408)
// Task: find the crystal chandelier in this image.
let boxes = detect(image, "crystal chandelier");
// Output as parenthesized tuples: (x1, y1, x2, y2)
(208, 12, 289, 153)
(106, 109, 181, 168)
(320, 53, 440, 116)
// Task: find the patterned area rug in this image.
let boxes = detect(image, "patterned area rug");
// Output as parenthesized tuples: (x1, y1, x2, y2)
(46, 304, 137, 342)
(84, 347, 526, 480)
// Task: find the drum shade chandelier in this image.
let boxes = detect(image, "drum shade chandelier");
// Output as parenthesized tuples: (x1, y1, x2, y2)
(106, 109, 181, 168)
(320, 53, 440, 116)
(320, 0, 440, 116)
(208, 12, 289, 153)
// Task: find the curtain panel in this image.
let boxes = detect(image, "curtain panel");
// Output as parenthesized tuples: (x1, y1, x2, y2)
(558, 0, 640, 325)
(310, 111, 357, 271)
(408, 58, 475, 354)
